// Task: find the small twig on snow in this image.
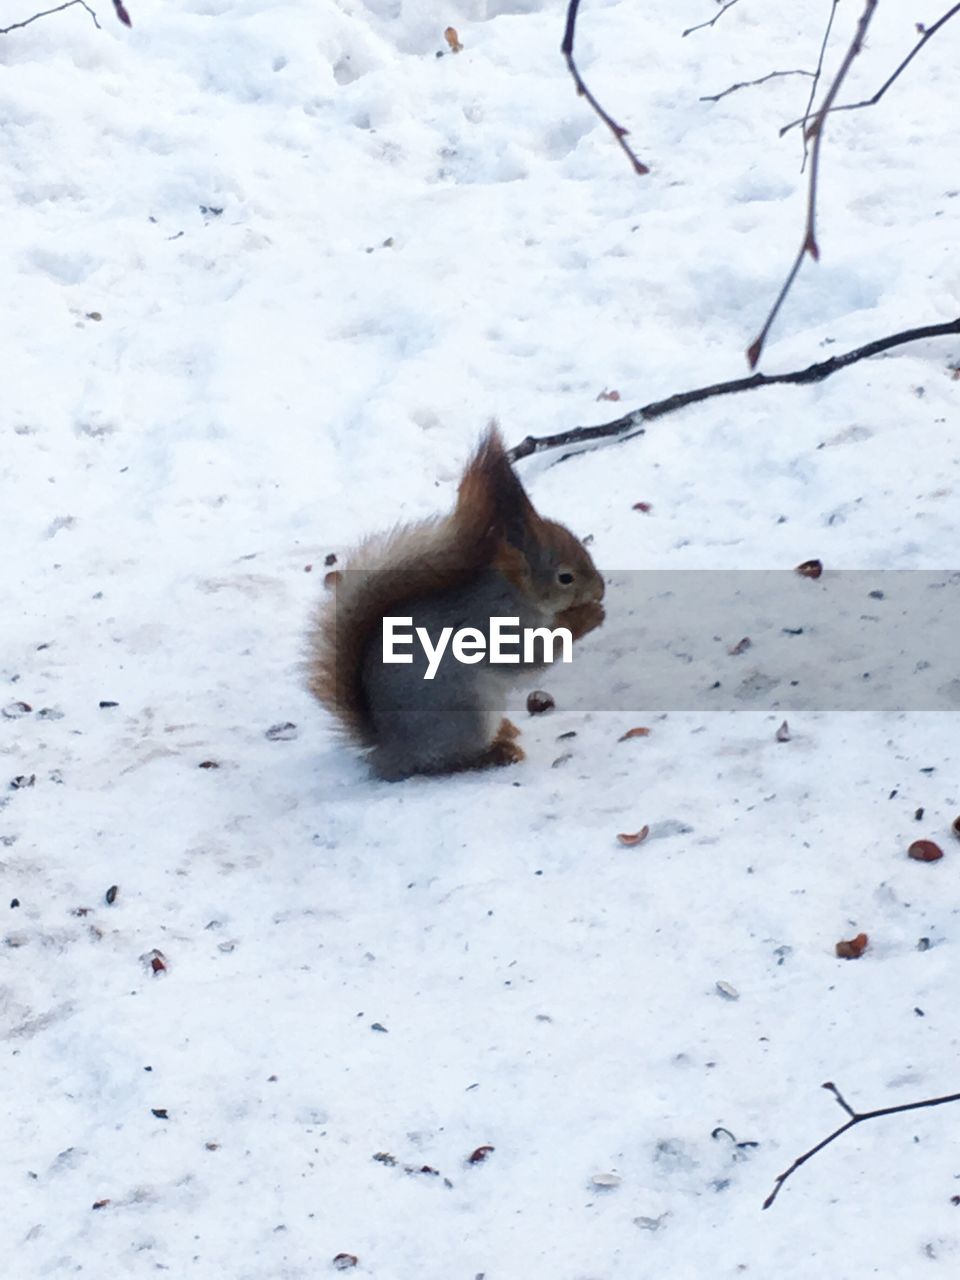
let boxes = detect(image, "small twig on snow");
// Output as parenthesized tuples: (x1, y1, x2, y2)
(798, 0, 840, 171)
(682, 0, 742, 39)
(700, 69, 813, 104)
(561, 0, 649, 176)
(764, 1080, 960, 1209)
(781, 1, 960, 138)
(113, 0, 131, 26)
(0, 0, 100, 34)
(506, 315, 960, 463)
(747, 0, 878, 369)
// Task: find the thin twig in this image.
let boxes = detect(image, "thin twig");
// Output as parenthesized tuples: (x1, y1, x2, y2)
(822, 1081, 856, 1118)
(782, 2, 960, 137)
(747, 0, 878, 369)
(700, 69, 813, 104)
(764, 1080, 960, 1210)
(682, 0, 742, 39)
(506, 316, 960, 463)
(0, 0, 100, 34)
(561, 0, 649, 176)
(799, 0, 840, 171)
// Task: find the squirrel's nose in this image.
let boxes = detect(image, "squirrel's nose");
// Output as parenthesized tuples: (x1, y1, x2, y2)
(594, 575, 606, 602)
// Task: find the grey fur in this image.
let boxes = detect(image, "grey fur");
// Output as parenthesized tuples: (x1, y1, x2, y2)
(361, 570, 554, 780)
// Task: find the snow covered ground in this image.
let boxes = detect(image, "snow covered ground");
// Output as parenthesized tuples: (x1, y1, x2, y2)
(2, 0, 959, 1275)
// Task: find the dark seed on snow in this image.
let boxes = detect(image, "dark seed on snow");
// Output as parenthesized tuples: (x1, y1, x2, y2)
(795, 559, 823, 579)
(265, 722, 298, 741)
(908, 840, 944, 863)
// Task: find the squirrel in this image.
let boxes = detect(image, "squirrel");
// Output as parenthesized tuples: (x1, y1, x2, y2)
(307, 426, 605, 780)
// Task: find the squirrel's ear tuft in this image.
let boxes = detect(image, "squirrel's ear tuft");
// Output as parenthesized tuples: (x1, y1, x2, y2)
(457, 423, 539, 550)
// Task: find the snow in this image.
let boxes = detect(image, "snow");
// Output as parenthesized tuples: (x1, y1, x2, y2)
(2, 0, 959, 1276)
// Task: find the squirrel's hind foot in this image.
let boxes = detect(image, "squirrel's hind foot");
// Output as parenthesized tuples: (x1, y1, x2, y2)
(477, 719, 525, 769)
(370, 718, 523, 781)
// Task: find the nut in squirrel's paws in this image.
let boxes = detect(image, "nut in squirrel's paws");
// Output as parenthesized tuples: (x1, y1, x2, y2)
(556, 599, 605, 642)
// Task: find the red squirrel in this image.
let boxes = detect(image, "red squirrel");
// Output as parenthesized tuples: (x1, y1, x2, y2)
(308, 427, 605, 780)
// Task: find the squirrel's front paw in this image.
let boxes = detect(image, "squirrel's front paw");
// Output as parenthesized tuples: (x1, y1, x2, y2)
(556, 600, 605, 641)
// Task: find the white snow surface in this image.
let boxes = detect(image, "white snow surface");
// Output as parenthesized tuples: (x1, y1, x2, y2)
(2, 1, 960, 1276)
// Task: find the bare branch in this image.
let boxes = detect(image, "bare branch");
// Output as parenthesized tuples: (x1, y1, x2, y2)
(747, 0, 878, 368)
(821, 1080, 857, 1118)
(744, 248, 808, 371)
(682, 0, 742, 39)
(782, 2, 960, 138)
(0, 0, 100, 34)
(799, 0, 840, 170)
(700, 69, 813, 104)
(506, 316, 960, 463)
(561, 0, 650, 176)
(764, 1080, 960, 1210)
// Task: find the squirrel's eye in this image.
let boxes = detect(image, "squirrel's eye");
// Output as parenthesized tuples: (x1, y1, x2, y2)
(557, 570, 575, 586)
